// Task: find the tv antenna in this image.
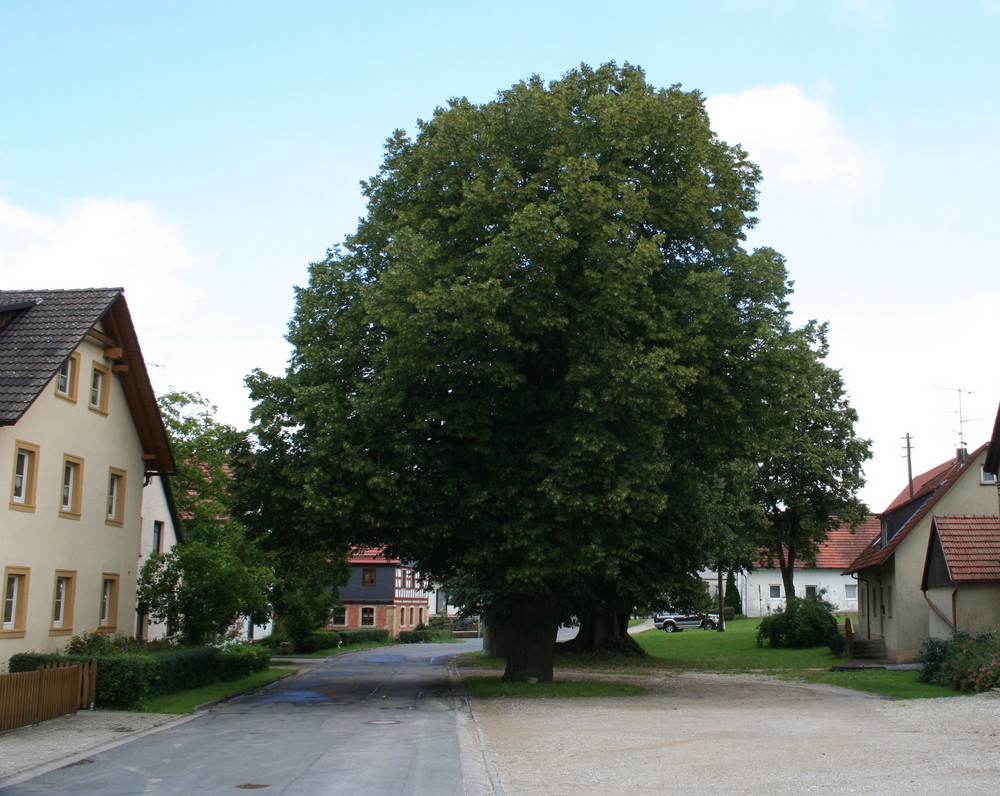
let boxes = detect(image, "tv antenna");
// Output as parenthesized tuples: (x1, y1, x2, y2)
(934, 386, 977, 450)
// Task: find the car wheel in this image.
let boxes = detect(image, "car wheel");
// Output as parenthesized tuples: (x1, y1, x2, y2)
(702, 620, 716, 630)
(663, 622, 677, 633)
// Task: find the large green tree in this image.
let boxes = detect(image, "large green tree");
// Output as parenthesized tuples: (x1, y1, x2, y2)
(247, 63, 839, 680)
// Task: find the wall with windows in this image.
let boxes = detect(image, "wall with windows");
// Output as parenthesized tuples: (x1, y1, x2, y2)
(1, 329, 146, 665)
(740, 568, 861, 617)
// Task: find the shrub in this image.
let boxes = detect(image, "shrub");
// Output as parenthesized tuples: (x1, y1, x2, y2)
(339, 629, 390, 646)
(918, 630, 1000, 692)
(756, 593, 841, 652)
(217, 647, 270, 679)
(295, 632, 340, 653)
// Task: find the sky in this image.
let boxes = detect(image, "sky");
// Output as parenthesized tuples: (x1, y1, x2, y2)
(2, 0, 999, 512)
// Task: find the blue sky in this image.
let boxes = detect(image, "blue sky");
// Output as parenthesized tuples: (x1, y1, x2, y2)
(2, 0, 999, 510)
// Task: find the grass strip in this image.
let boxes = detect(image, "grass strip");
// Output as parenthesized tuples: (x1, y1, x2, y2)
(778, 668, 962, 700)
(139, 668, 295, 714)
(464, 675, 646, 698)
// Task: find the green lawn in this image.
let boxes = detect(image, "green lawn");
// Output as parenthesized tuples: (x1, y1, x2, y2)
(139, 668, 295, 714)
(634, 616, 844, 669)
(457, 617, 961, 701)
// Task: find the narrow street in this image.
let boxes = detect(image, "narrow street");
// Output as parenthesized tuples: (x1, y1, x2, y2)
(0, 639, 487, 796)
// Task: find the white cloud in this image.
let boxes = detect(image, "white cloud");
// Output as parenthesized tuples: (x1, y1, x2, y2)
(0, 196, 200, 332)
(706, 84, 884, 205)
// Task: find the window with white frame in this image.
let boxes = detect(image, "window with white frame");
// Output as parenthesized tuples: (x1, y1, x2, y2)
(89, 363, 110, 414)
(152, 521, 164, 554)
(2, 567, 30, 636)
(51, 571, 76, 633)
(106, 468, 126, 525)
(845, 584, 858, 600)
(60, 455, 84, 518)
(805, 585, 817, 598)
(982, 466, 998, 485)
(11, 442, 40, 510)
(361, 606, 375, 626)
(99, 575, 119, 629)
(769, 584, 781, 599)
(55, 353, 80, 402)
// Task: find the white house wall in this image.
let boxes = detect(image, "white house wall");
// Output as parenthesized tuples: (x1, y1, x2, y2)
(741, 568, 860, 617)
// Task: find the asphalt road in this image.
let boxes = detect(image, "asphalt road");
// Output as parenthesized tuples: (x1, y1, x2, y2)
(0, 639, 488, 796)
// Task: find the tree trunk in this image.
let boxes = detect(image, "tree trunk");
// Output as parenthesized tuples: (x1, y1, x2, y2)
(501, 593, 562, 682)
(780, 558, 796, 600)
(559, 607, 647, 656)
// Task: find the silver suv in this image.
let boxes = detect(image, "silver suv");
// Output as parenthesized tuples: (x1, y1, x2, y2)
(653, 610, 720, 632)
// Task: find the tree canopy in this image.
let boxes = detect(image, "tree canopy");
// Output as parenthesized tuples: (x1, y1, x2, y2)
(245, 63, 867, 680)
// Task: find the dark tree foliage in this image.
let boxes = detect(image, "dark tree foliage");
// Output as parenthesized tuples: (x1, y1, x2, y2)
(246, 63, 862, 680)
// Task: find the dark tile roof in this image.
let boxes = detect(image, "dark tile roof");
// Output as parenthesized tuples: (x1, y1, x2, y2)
(932, 515, 1000, 583)
(0, 288, 174, 473)
(0, 288, 122, 422)
(845, 443, 989, 573)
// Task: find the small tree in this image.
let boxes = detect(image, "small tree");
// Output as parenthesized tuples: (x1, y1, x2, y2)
(137, 531, 272, 645)
(724, 570, 742, 616)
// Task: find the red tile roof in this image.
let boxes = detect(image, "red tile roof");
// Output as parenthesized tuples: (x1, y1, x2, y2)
(932, 515, 1000, 582)
(884, 458, 958, 513)
(846, 443, 990, 573)
(814, 519, 882, 568)
(348, 547, 401, 566)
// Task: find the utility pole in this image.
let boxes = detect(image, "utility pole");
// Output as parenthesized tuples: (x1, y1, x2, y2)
(902, 433, 914, 499)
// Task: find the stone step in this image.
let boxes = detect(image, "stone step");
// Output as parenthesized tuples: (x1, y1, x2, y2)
(849, 638, 888, 659)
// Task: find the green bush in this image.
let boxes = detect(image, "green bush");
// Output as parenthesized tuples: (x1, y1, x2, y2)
(9, 644, 272, 708)
(217, 647, 270, 679)
(9, 652, 158, 708)
(918, 630, 1000, 692)
(295, 631, 340, 653)
(756, 594, 841, 652)
(339, 629, 390, 646)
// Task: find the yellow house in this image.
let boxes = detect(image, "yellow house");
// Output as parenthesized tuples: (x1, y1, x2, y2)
(1, 289, 174, 668)
(845, 443, 996, 662)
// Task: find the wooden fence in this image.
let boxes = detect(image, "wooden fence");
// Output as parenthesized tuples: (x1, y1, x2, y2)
(0, 660, 97, 732)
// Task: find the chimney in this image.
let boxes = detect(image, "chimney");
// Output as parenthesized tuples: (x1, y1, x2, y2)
(956, 447, 969, 464)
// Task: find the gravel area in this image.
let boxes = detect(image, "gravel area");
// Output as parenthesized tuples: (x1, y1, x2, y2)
(471, 671, 1000, 795)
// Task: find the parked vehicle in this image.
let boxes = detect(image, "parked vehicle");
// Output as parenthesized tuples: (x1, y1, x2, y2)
(653, 610, 720, 632)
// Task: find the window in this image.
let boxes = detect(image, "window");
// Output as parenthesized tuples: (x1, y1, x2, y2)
(361, 606, 375, 626)
(804, 585, 817, 598)
(330, 607, 346, 626)
(106, 468, 126, 525)
(51, 571, 76, 634)
(55, 353, 80, 402)
(769, 584, 781, 599)
(99, 575, 120, 629)
(362, 568, 376, 586)
(152, 521, 164, 554)
(982, 467, 998, 485)
(59, 455, 84, 519)
(89, 363, 110, 415)
(845, 584, 858, 600)
(10, 442, 40, 511)
(2, 567, 30, 637)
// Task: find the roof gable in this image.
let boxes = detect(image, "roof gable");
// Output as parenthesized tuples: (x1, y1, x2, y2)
(846, 444, 989, 573)
(0, 288, 175, 473)
(925, 515, 1000, 584)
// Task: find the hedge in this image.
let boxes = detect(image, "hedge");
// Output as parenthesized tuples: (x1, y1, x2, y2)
(9, 646, 271, 709)
(339, 629, 390, 646)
